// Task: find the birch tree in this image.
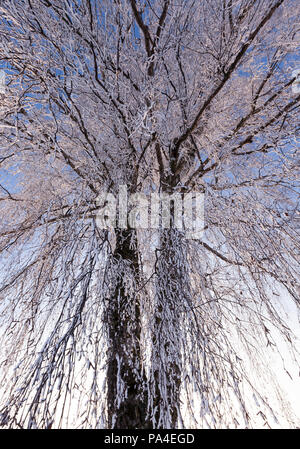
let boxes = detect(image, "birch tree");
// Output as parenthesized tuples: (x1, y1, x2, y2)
(0, 0, 299, 429)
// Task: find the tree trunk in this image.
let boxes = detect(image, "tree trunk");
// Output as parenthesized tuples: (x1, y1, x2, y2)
(151, 227, 190, 428)
(106, 228, 150, 429)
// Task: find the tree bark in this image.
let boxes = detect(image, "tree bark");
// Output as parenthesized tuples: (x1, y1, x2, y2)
(151, 227, 190, 428)
(106, 228, 150, 429)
